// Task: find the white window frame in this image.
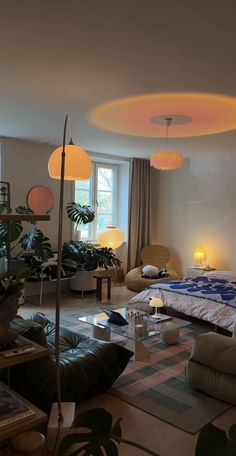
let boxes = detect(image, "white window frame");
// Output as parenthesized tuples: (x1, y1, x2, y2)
(74, 162, 118, 241)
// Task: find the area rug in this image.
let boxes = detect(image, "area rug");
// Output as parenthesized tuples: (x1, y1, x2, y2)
(59, 310, 230, 434)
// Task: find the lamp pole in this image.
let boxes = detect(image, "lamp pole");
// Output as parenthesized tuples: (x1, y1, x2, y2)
(55, 114, 72, 422)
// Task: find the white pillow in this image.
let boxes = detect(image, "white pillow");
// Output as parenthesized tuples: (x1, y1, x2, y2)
(142, 265, 159, 277)
(203, 270, 236, 281)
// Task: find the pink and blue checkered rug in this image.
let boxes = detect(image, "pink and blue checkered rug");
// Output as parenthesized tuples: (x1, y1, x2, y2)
(60, 310, 230, 434)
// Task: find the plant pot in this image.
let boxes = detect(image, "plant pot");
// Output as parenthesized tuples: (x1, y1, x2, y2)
(4, 257, 25, 273)
(0, 295, 19, 327)
(73, 230, 81, 242)
(70, 270, 96, 292)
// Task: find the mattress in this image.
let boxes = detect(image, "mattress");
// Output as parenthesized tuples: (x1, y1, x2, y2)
(128, 271, 236, 333)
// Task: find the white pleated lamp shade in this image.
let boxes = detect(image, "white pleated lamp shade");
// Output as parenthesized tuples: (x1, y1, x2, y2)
(98, 226, 125, 249)
(48, 144, 92, 180)
(150, 150, 184, 170)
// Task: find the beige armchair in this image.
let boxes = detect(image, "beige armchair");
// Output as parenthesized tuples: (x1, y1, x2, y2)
(125, 245, 179, 292)
(186, 331, 236, 405)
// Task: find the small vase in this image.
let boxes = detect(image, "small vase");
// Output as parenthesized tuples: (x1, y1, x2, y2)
(74, 230, 81, 242)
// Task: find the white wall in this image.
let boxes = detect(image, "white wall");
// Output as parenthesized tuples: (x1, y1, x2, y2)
(1, 137, 72, 249)
(152, 152, 236, 276)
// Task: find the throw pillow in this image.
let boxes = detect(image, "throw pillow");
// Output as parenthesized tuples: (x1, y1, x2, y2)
(142, 265, 159, 277)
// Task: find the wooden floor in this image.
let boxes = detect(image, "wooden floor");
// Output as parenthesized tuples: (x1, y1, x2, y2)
(19, 285, 236, 456)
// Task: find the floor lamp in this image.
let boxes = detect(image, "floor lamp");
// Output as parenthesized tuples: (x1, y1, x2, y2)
(47, 115, 92, 453)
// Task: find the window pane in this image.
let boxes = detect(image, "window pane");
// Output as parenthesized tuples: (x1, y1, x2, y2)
(97, 168, 113, 192)
(74, 189, 90, 206)
(97, 191, 112, 213)
(97, 214, 113, 232)
(76, 179, 90, 190)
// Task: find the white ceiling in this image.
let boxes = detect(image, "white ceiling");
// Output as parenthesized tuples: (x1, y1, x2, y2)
(0, 0, 236, 158)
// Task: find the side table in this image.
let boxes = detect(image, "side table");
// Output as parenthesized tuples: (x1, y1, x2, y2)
(185, 267, 216, 278)
(93, 272, 112, 301)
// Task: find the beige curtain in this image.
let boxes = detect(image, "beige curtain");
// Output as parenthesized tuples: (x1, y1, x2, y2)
(127, 158, 153, 270)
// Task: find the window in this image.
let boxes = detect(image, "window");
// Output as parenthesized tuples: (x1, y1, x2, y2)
(74, 163, 118, 240)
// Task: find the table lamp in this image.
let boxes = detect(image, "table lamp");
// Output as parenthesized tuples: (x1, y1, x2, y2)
(149, 297, 164, 319)
(193, 246, 207, 267)
(98, 226, 125, 249)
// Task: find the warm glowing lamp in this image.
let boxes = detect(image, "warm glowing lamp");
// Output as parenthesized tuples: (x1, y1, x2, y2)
(47, 115, 92, 453)
(149, 297, 164, 319)
(98, 226, 125, 249)
(150, 117, 184, 171)
(150, 151, 184, 170)
(193, 247, 207, 266)
(48, 145, 91, 180)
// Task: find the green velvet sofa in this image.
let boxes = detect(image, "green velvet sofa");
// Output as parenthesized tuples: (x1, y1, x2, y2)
(9, 313, 133, 413)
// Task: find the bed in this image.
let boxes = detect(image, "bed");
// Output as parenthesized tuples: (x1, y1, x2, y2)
(128, 270, 236, 333)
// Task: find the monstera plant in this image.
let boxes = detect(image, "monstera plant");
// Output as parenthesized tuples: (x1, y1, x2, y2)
(62, 241, 121, 272)
(0, 205, 53, 264)
(66, 201, 95, 230)
(59, 408, 159, 456)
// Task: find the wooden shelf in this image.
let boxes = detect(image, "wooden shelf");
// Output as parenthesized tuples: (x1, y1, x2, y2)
(0, 214, 50, 221)
(0, 340, 48, 369)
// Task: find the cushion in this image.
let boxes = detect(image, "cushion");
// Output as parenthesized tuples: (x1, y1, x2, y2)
(142, 265, 159, 277)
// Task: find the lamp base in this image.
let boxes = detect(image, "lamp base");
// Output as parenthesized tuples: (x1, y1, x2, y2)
(47, 402, 75, 454)
(151, 313, 162, 319)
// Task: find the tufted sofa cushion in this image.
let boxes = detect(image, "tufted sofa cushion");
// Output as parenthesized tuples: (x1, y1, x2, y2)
(10, 312, 133, 412)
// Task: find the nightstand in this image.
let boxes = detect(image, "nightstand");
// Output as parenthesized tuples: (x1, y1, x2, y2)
(185, 267, 216, 278)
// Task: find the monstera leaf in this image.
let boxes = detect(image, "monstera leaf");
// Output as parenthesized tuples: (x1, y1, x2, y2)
(0, 220, 23, 244)
(21, 227, 53, 262)
(0, 205, 34, 247)
(15, 205, 36, 224)
(66, 202, 95, 227)
(59, 408, 159, 456)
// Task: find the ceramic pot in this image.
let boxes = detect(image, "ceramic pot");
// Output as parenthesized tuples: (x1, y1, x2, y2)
(0, 294, 19, 327)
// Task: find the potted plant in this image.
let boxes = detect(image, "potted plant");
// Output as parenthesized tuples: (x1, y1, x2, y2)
(62, 241, 121, 292)
(66, 201, 95, 242)
(0, 204, 53, 270)
(0, 267, 30, 336)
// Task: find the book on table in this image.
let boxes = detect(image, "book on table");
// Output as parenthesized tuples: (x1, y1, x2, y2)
(0, 335, 34, 357)
(0, 382, 35, 428)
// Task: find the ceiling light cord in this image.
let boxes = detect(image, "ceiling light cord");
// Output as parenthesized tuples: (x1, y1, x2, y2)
(165, 117, 172, 147)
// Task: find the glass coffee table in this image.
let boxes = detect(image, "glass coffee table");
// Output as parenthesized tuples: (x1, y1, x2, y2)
(78, 307, 191, 361)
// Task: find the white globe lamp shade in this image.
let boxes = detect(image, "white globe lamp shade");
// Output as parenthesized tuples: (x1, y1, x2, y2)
(150, 150, 184, 170)
(98, 226, 125, 249)
(48, 144, 92, 180)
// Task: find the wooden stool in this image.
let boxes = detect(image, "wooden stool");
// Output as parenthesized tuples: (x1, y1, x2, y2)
(9, 431, 46, 456)
(93, 273, 112, 301)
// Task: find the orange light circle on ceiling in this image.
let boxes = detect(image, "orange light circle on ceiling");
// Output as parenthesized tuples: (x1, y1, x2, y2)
(27, 186, 55, 215)
(89, 92, 236, 137)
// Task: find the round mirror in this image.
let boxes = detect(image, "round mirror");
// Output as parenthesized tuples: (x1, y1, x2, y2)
(27, 186, 54, 214)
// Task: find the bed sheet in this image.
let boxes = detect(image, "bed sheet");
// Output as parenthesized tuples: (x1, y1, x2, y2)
(128, 287, 236, 332)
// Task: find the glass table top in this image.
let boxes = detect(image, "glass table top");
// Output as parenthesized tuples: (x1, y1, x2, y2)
(78, 307, 191, 341)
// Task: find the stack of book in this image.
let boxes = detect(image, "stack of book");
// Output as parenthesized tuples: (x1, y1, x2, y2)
(0, 335, 34, 358)
(0, 382, 35, 428)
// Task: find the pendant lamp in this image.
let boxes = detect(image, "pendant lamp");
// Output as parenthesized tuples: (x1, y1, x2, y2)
(150, 117, 184, 170)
